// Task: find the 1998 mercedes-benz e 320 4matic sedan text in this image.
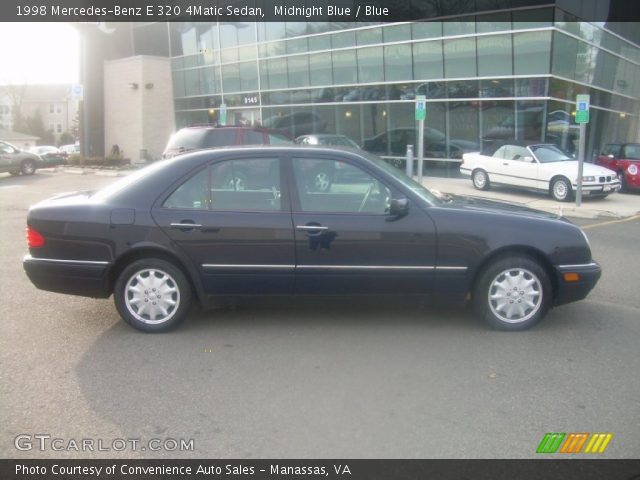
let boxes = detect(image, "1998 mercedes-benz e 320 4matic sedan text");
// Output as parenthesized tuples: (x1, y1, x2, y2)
(24, 146, 601, 332)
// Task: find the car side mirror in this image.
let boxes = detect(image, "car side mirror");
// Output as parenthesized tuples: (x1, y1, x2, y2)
(607, 154, 615, 159)
(389, 198, 409, 217)
(523, 156, 534, 163)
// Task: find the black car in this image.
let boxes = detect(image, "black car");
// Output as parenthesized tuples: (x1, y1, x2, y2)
(24, 146, 601, 332)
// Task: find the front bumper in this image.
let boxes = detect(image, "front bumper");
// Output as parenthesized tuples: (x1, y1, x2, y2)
(553, 262, 601, 306)
(572, 181, 621, 196)
(23, 255, 112, 298)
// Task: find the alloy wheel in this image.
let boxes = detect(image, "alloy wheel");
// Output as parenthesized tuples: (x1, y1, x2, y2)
(488, 268, 543, 324)
(124, 269, 180, 324)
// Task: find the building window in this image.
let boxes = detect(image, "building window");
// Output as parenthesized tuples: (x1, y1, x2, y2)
(477, 34, 513, 77)
(57, 124, 62, 133)
(384, 44, 412, 82)
(513, 31, 552, 75)
(444, 37, 477, 78)
(49, 104, 55, 114)
(56, 105, 62, 114)
(413, 40, 444, 80)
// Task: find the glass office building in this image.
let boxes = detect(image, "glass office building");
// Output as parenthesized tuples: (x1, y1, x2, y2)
(130, 6, 640, 175)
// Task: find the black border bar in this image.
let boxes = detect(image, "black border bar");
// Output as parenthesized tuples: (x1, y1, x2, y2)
(3, 459, 640, 480)
(1, 0, 640, 22)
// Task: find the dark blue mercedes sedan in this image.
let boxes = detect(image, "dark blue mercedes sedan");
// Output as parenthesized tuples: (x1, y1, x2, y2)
(23, 146, 600, 332)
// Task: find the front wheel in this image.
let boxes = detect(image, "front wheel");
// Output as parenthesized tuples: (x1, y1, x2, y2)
(21, 159, 36, 175)
(472, 169, 490, 191)
(551, 177, 572, 202)
(473, 256, 551, 331)
(617, 171, 628, 193)
(114, 258, 192, 332)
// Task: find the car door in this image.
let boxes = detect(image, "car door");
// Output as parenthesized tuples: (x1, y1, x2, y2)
(152, 154, 295, 296)
(499, 145, 539, 188)
(0, 142, 12, 171)
(288, 154, 437, 295)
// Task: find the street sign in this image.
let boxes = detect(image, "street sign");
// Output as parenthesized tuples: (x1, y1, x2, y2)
(415, 95, 426, 121)
(71, 84, 84, 101)
(575, 94, 590, 124)
(219, 103, 227, 125)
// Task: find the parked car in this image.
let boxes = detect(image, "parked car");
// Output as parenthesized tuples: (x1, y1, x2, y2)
(460, 141, 620, 201)
(295, 134, 360, 149)
(262, 112, 326, 138)
(362, 127, 478, 159)
(0, 140, 41, 175)
(24, 145, 600, 332)
(28, 145, 65, 166)
(162, 125, 291, 159)
(596, 143, 640, 192)
(59, 144, 80, 157)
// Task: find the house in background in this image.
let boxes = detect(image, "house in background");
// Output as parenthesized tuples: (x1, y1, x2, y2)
(0, 84, 79, 144)
(0, 128, 39, 149)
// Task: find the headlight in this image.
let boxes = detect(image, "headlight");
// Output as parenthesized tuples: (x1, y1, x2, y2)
(628, 164, 638, 176)
(582, 176, 595, 182)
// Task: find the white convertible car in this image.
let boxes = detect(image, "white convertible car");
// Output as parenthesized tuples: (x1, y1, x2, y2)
(460, 142, 621, 201)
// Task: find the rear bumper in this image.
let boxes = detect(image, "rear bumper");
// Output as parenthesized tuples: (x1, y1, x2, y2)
(553, 262, 601, 306)
(23, 255, 111, 298)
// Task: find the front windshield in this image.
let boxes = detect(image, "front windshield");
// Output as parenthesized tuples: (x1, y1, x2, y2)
(530, 144, 572, 163)
(361, 151, 440, 205)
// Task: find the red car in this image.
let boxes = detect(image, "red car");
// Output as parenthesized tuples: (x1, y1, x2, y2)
(596, 143, 640, 192)
(162, 126, 292, 159)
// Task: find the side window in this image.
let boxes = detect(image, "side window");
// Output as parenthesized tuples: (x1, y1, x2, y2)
(493, 146, 508, 158)
(205, 130, 237, 148)
(210, 158, 281, 211)
(506, 146, 530, 160)
(292, 158, 391, 214)
(244, 130, 264, 144)
(604, 144, 621, 158)
(163, 168, 209, 209)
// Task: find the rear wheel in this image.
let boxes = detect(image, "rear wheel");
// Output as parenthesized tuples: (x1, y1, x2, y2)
(114, 258, 192, 332)
(472, 169, 490, 190)
(473, 256, 551, 331)
(21, 159, 36, 175)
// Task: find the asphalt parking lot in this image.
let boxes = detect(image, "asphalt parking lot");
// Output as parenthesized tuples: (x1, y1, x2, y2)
(1, 171, 639, 459)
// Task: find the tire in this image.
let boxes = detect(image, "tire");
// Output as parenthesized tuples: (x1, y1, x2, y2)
(472, 169, 490, 191)
(310, 168, 333, 192)
(617, 171, 628, 193)
(21, 159, 36, 175)
(114, 258, 192, 332)
(550, 177, 572, 202)
(473, 255, 551, 331)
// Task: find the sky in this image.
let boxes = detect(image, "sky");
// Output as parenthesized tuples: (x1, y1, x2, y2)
(0, 23, 79, 85)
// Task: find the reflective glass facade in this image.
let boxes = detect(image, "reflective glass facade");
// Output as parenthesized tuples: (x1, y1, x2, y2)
(133, 9, 640, 176)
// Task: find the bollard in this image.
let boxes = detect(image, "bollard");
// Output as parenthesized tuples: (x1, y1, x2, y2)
(405, 144, 414, 177)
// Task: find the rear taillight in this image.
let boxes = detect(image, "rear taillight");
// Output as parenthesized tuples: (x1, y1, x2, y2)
(26, 226, 45, 248)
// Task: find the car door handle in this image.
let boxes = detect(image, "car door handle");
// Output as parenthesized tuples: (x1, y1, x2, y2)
(170, 222, 203, 230)
(296, 225, 328, 232)
(502, 162, 509, 166)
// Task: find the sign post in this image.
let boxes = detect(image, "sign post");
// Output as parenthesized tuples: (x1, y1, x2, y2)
(219, 103, 227, 126)
(575, 94, 590, 207)
(415, 95, 426, 183)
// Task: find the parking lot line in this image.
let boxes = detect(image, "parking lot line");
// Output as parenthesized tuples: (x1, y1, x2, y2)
(582, 214, 640, 230)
